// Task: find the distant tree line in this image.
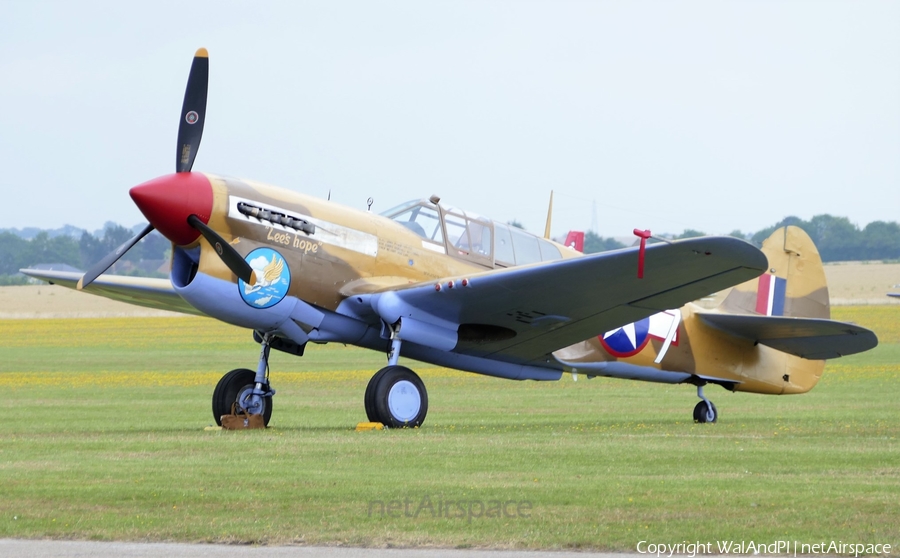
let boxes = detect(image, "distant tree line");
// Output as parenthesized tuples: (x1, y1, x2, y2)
(583, 232, 626, 253)
(582, 214, 900, 262)
(1, 214, 898, 284)
(747, 215, 900, 262)
(0, 224, 170, 280)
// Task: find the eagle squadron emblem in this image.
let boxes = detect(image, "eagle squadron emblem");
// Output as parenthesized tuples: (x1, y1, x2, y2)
(238, 248, 291, 309)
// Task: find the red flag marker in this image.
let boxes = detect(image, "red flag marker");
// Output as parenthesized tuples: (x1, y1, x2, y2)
(633, 229, 652, 279)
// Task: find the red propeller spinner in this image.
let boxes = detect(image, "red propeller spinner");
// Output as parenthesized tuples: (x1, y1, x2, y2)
(129, 172, 212, 246)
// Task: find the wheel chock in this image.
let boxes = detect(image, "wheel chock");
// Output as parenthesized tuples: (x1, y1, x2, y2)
(356, 422, 384, 431)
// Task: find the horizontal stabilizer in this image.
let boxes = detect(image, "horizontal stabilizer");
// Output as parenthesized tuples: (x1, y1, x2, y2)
(698, 313, 878, 359)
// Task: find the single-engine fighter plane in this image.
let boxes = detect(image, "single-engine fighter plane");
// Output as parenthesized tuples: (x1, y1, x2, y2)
(23, 49, 877, 427)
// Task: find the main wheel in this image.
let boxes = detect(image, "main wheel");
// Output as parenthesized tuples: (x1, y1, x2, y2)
(368, 365, 428, 428)
(212, 368, 273, 427)
(364, 366, 390, 422)
(693, 400, 718, 423)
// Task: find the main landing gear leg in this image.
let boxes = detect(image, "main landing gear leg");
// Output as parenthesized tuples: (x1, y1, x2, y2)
(388, 330, 402, 367)
(692, 384, 718, 424)
(364, 322, 428, 428)
(211, 333, 276, 426)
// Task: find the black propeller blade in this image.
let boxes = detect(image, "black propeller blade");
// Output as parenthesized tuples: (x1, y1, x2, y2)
(77, 223, 155, 290)
(81, 50, 247, 291)
(176, 48, 209, 173)
(176, 51, 254, 285)
(187, 215, 256, 285)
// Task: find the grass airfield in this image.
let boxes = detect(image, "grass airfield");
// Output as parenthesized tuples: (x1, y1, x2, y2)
(0, 306, 898, 550)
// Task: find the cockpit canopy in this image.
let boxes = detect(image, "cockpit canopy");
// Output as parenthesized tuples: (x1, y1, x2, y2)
(382, 199, 562, 268)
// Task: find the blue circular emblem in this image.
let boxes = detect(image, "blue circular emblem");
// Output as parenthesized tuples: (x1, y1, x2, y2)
(599, 317, 651, 358)
(238, 247, 291, 309)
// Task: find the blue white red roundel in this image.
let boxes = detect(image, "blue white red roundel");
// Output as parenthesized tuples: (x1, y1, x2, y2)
(599, 318, 651, 358)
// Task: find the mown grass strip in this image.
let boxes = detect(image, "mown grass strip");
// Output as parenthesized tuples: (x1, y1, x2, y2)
(0, 307, 897, 549)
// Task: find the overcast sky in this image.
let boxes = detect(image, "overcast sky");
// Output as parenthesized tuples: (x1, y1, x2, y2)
(1, 0, 897, 239)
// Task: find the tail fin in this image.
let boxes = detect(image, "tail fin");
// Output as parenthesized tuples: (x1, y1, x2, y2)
(702, 226, 876, 394)
(720, 226, 829, 319)
(564, 231, 584, 252)
(707, 225, 876, 361)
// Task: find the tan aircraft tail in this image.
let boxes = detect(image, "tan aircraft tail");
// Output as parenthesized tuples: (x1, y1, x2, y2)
(719, 226, 829, 319)
(697, 226, 876, 394)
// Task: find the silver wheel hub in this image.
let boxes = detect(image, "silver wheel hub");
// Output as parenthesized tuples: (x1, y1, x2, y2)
(388, 380, 421, 423)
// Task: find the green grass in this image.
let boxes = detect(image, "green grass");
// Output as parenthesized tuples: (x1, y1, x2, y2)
(0, 310, 898, 550)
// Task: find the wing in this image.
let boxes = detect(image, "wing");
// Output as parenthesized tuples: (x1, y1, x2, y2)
(353, 236, 767, 366)
(263, 256, 284, 283)
(697, 313, 878, 359)
(19, 269, 204, 316)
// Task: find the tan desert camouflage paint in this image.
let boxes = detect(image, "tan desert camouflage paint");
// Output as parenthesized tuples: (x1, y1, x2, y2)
(142, 173, 834, 398)
(193, 173, 577, 310)
(554, 226, 829, 395)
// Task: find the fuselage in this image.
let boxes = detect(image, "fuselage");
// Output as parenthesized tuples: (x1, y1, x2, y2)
(180, 173, 579, 310)
(554, 302, 824, 395)
(135, 172, 823, 395)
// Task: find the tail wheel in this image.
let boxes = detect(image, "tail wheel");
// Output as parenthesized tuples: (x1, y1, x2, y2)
(212, 368, 273, 426)
(693, 400, 718, 423)
(368, 365, 428, 428)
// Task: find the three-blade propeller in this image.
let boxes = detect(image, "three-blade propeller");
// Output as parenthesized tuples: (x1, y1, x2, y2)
(78, 48, 255, 290)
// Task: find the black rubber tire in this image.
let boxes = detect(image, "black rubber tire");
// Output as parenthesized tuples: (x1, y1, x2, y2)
(370, 365, 428, 428)
(364, 366, 390, 422)
(212, 368, 273, 427)
(693, 400, 718, 423)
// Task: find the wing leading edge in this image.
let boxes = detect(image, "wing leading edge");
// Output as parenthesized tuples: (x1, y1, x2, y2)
(359, 236, 768, 366)
(19, 269, 203, 316)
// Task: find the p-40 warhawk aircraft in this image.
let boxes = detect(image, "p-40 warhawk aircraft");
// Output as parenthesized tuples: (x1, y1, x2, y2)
(23, 49, 877, 427)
